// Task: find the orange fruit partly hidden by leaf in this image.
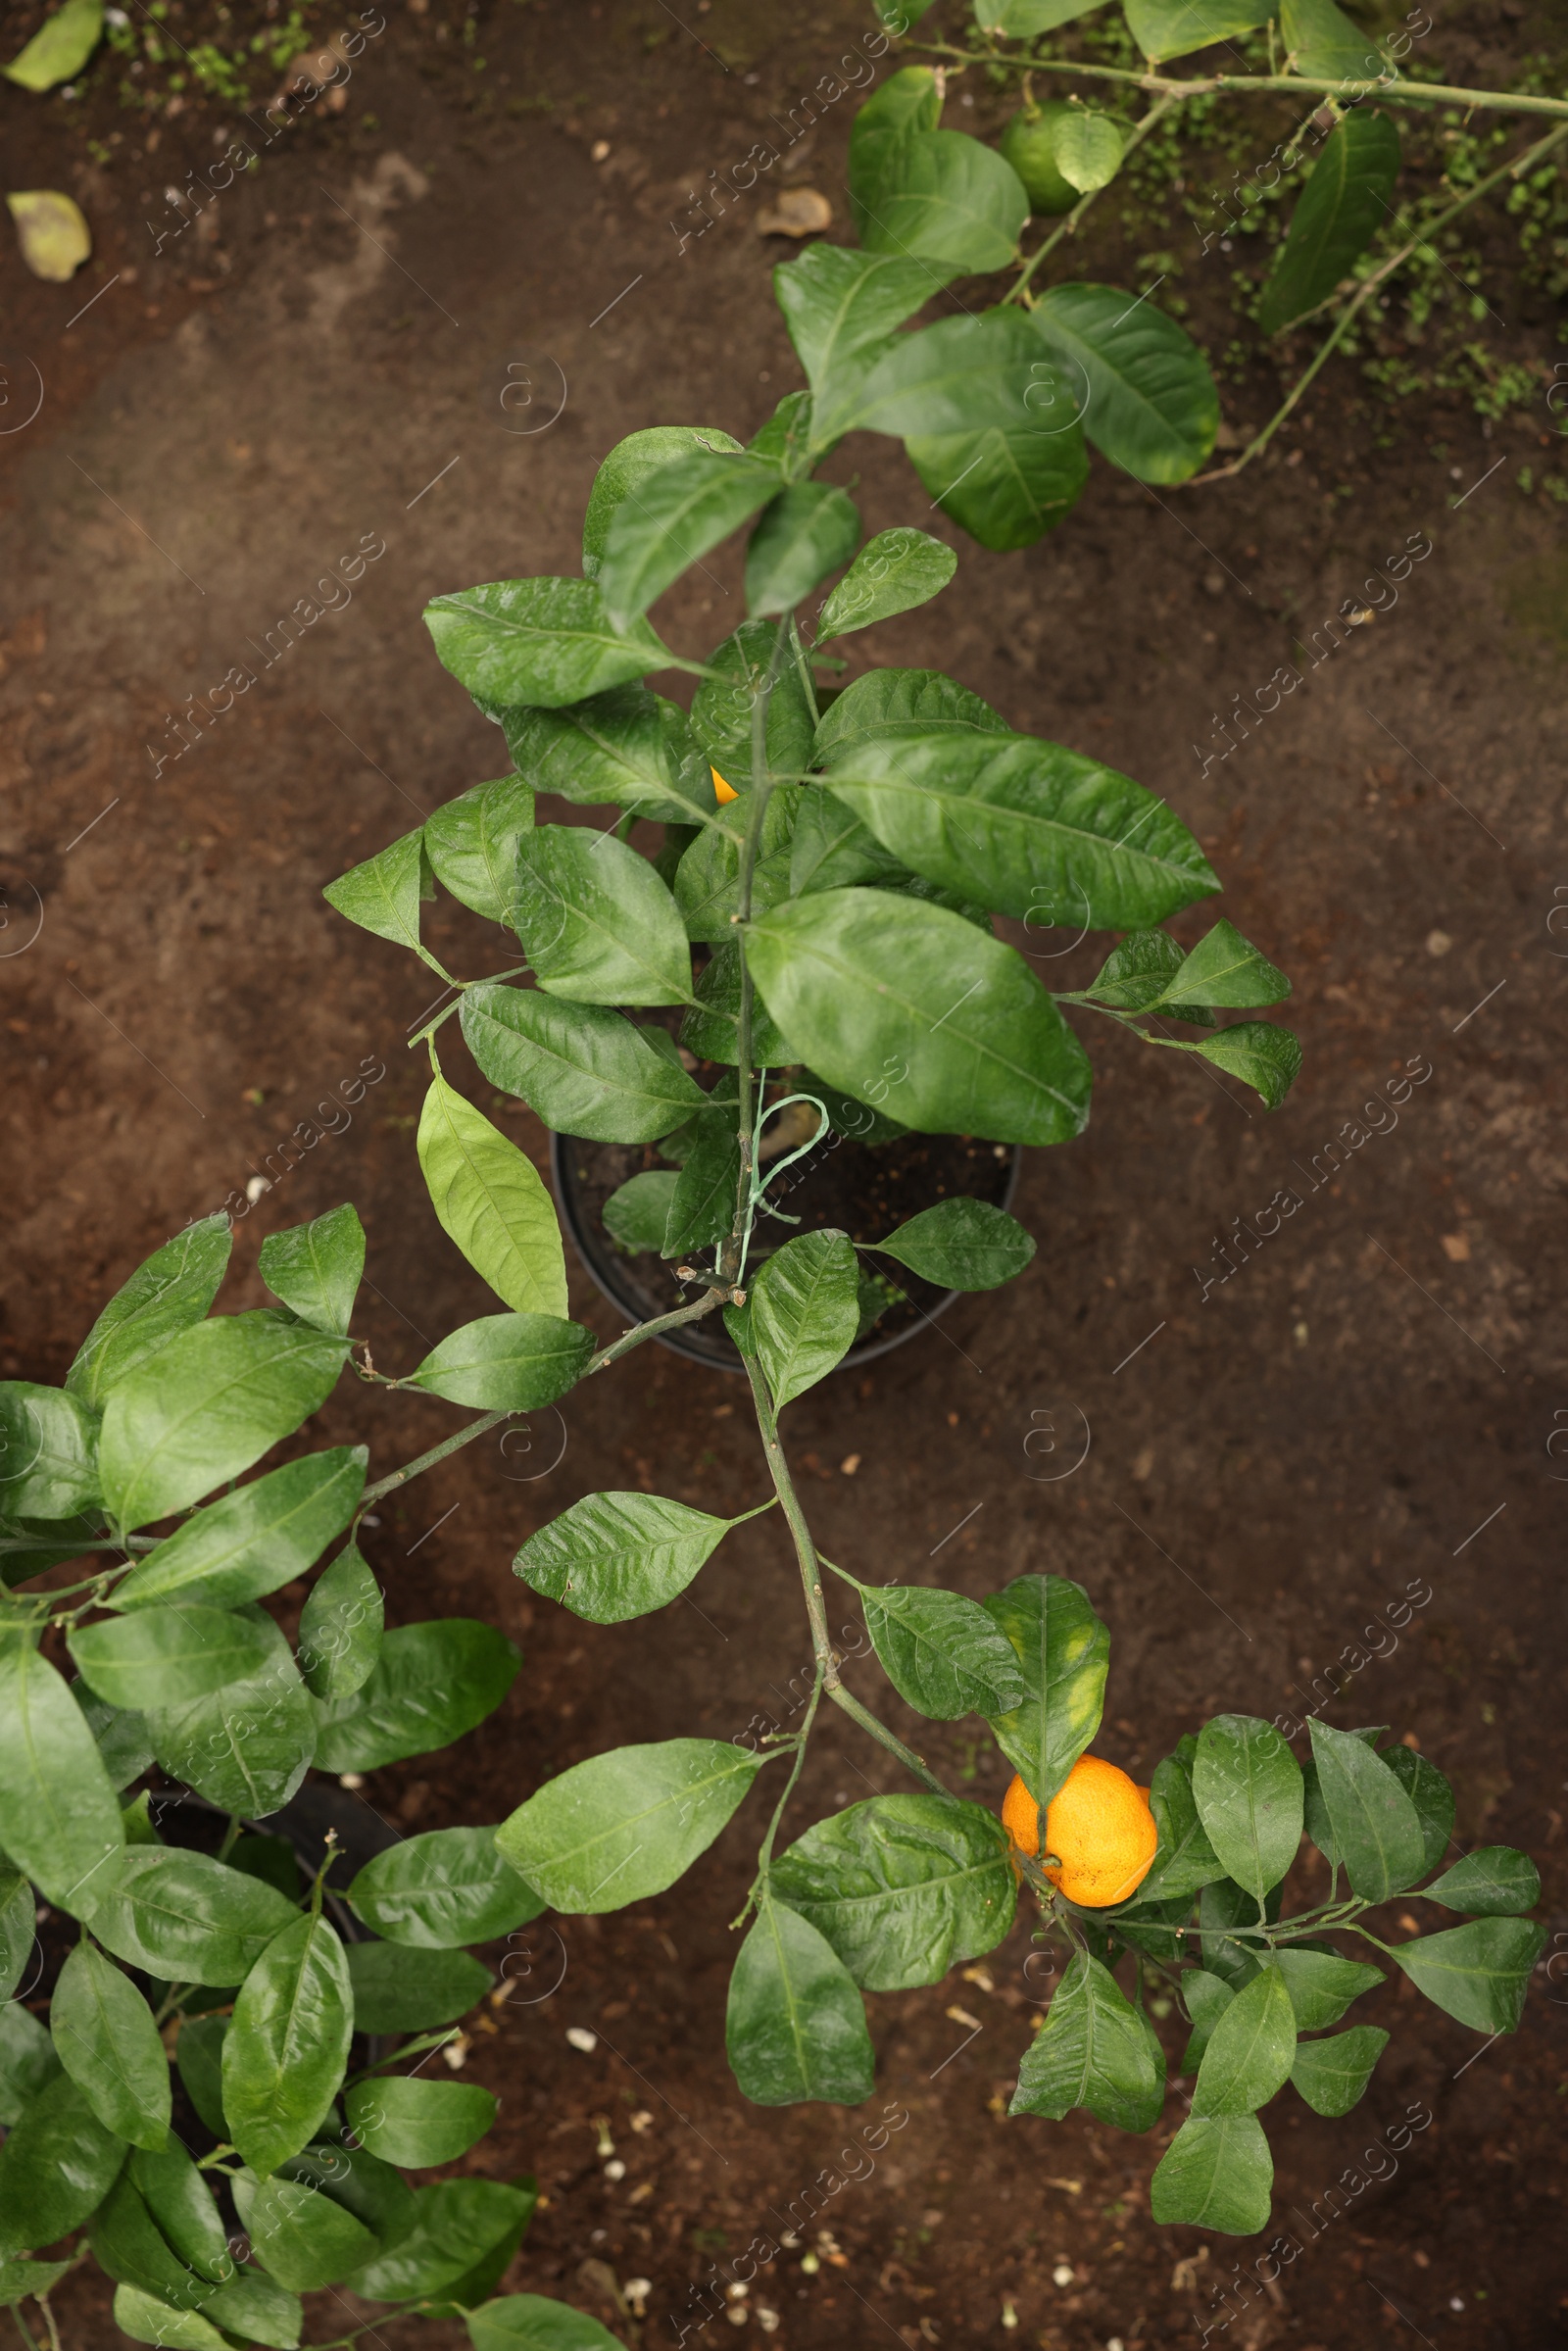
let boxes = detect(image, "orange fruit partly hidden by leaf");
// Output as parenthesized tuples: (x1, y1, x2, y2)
(710, 765, 739, 806)
(1002, 1757, 1157, 1908)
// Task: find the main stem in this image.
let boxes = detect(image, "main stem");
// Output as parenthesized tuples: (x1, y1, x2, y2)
(726, 617, 797, 1289)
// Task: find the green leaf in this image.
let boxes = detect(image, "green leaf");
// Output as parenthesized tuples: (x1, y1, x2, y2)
(1139, 1751, 1227, 1902)
(462, 984, 706, 1145)
(1185, 1021, 1302, 1108)
(860, 127, 1028, 274)
(0, 2257, 74, 2309)
(418, 1074, 567, 1318)
(322, 830, 438, 968)
(0, 2002, 59, 2128)
(5, 0, 103, 89)
(1198, 1876, 1272, 1991)
(661, 1113, 742, 1261)
(1290, 2024, 1389, 2118)
(423, 774, 536, 921)
(501, 686, 714, 828)
(979, 0, 1097, 24)
(174, 2017, 228, 2138)
(1051, 112, 1127, 194)
(111, 2287, 227, 2351)
(979, 1573, 1109, 1807)
(344, 2078, 497, 2168)
(1150, 2111, 1272, 2234)
(89, 2170, 218, 2314)
(860, 1584, 1027, 1722)
(203, 2268, 304, 2348)
(1081, 927, 1188, 1011)
(1190, 1962, 1296, 2115)
(1178, 1968, 1235, 2073)
(678, 942, 794, 1067)
(277, 2134, 414, 2255)
(1379, 1744, 1455, 1875)
(50, 1941, 169, 2150)
(746, 483, 860, 619)
(815, 527, 956, 644)
(772, 1794, 1014, 1991)
(1193, 1716, 1303, 1902)
(877, 1200, 1034, 1292)
(0, 1871, 34, 2003)
(688, 618, 815, 795)
(1281, 0, 1386, 83)
(257, 1205, 366, 1338)
(314, 1620, 521, 1773)
(906, 414, 1089, 552)
(89, 1849, 297, 1984)
(466, 2296, 625, 2351)
(67, 1215, 231, 1410)
(0, 2072, 127, 2258)
(773, 242, 951, 451)
(1272, 1947, 1384, 2031)
(788, 788, 908, 900)
(343, 1943, 494, 2034)
(0, 1637, 124, 1913)
(1305, 1718, 1426, 1902)
(149, 1606, 315, 1818)
(814, 667, 1008, 769)
(343, 2179, 533, 2309)
(748, 889, 1090, 1149)
(848, 63, 944, 235)
(1123, 0, 1273, 61)
(405, 1313, 594, 1413)
(70, 1604, 277, 1711)
(514, 1492, 761, 1625)
(597, 449, 782, 626)
(222, 1913, 353, 2178)
(496, 1739, 762, 1914)
(726, 1888, 875, 2107)
(514, 826, 694, 1007)
(581, 424, 745, 581)
(235, 2171, 378, 2291)
(1388, 1917, 1545, 2033)
(0, 1382, 101, 1520)
(127, 2139, 232, 2285)
(1011, 1950, 1165, 2130)
(1422, 1847, 1540, 1917)
(1031, 280, 1217, 484)
(73, 1685, 154, 1790)
(115, 1449, 367, 1618)
(1258, 112, 1401, 335)
(852, 309, 1062, 443)
(822, 727, 1217, 928)
(674, 792, 798, 944)
(747, 1229, 859, 1410)
(98, 1312, 348, 1533)
(601, 1170, 681, 1253)
(1155, 917, 1290, 1009)
(424, 578, 675, 709)
(297, 1541, 382, 1702)
(348, 1827, 544, 1948)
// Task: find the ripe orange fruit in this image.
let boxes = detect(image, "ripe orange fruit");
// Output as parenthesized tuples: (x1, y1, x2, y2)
(710, 765, 739, 806)
(1002, 1757, 1158, 1908)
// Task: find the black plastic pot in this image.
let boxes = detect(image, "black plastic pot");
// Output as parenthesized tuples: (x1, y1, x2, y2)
(553, 1124, 1022, 1374)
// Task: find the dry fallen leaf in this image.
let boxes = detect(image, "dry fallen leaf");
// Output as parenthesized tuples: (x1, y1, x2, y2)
(757, 186, 831, 237)
(1441, 1232, 1471, 1262)
(8, 188, 91, 280)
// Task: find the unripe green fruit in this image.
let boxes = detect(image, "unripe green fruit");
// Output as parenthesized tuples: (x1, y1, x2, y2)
(999, 102, 1081, 219)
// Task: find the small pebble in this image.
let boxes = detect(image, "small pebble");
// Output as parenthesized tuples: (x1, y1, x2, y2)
(565, 2026, 599, 2053)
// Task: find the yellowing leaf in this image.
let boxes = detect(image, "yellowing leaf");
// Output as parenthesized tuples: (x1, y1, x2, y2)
(5, 0, 103, 90)
(8, 189, 91, 280)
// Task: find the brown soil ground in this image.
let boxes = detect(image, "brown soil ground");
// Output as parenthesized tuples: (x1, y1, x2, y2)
(3, 0, 1566, 2346)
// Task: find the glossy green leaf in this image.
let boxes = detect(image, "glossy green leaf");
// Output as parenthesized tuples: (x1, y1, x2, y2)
(749, 386, 815, 473)
(582, 424, 745, 579)
(462, 983, 706, 1145)
(773, 243, 952, 451)
(297, 1541, 382, 1702)
(771, 1794, 1014, 1991)
(116, 1448, 366, 1614)
(980, 1574, 1109, 1807)
(848, 64, 944, 231)
(1151, 917, 1290, 1010)
(149, 1607, 315, 1818)
(1030, 279, 1217, 483)
(0, 2003, 59, 2128)
(277, 2134, 415, 2254)
(68, 1216, 231, 1411)
(864, 126, 1028, 273)
(514, 1492, 762, 1625)
(314, 1619, 521, 1773)
(1190, 1963, 1296, 2115)
(814, 668, 1008, 769)
(424, 775, 536, 921)
(127, 2139, 232, 2285)
(1422, 1846, 1540, 1917)
(203, 2268, 303, 2348)
(906, 413, 1089, 551)
(662, 1112, 742, 1260)
(746, 483, 860, 619)
(1010, 1950, 1164, 2129)
(496, 1739, 762, 1914)
(88, 1849, 296, 1985)
(0, 1382, 101, 1519)
(788, 788, 908, 900)
(425, 578, 674, 709)
(514, 826, 694, 1007)
(688, 618, 814, 793)
(0, 2071, 127, 2257)
(344, 1942, 494, 2034)
(1178, 1968, 1234, 2073)
(5, 0, 104, 89)
(1179, 1020, 1302, 1108)
(597, 449, 782, 626)
(1124, 0, 1273, 60)
(1139, 1750, 1227, 1902)
(852, 309, 1061, 443)
(87, 2171, 214, 2308)
(405, 1312, 594, 1412)
(678, 942, 794, 1067)
(174, 2017, 228, 2138)
(978, 0, 1097, 24)
(235, 2171, 378, 2290)
(418, 1073, 567, 1318)
(111, 2286, 227, 2351)
(257, 1206, 365, 1339)
(73, 1684, 154, 1790)
(1272, 1947, 1383, 2031)
(50, 1941, 169, 2149)
(0, 1637, 124, 1912)
(0, 2256, 74, 2309)
(502, 687, 713, 828)
(1198, 1876, 1274, 1991)
(1193, 1716, 1303, 1901)
(344, 2077, 497, 2168)
(348, 1827, 544, 1949)
(99, 1313, 348, 1534)
(860, 1583, 1027, 1722)
(322, 830, 439, 968)
(1380, 1743, 1455, 1875)
(815, 527, 956, 644)
(1282, 0, 1386, 80)
(877, 1200, 1034, 1292)
(1389, 1917, 1545, 2033)
(1080, 927, 1187, 1012)
(747, 1229, 859, 1409)
(0, 1870, 34, 2003)
(726, 1889, 874, 2107)
(70, 1604, 277, 1712)
(1305, 1718, 1425, 1902)
(466, 2296, 624, 2351)
(749, 889, 1090, 1148)
(601, 1170, 680, 1253)
(1289, 2024, 1389, 2118)
(674, 788, 798, 942)
(1051, 112, 1126, 193)
(1150, 2112, 1272, 2234)
(343, 2178, 533, 2307)
(1258, 112, 1401, 335)
(823, 727, 1216, 928)
(222, 1913, 352, 2177)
